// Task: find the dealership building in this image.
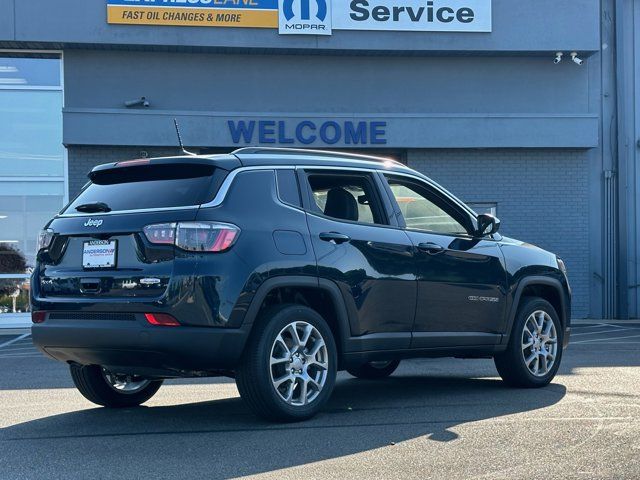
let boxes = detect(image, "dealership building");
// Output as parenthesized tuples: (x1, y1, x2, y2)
(0, 0, 639, 319)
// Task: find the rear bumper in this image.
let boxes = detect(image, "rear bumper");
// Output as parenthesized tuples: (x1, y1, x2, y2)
(32, 316, 251, 377)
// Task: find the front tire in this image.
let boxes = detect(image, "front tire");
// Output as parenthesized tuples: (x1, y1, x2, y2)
(347, 360, 401, 379)
(236, 304, 337, 422)
(494, 297, 563, 388)
(70, 364, 163, 408)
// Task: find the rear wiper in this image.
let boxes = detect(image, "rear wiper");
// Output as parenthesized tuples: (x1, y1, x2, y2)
(75, 202, 112, 213)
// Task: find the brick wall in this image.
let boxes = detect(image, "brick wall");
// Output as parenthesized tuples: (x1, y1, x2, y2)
(67, 146, 182, 198)
(407, 149, 590, 319)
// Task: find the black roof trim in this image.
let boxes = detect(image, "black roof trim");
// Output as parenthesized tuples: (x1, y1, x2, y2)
(88, 154, 241, 177)
(231, 147, 404, 166)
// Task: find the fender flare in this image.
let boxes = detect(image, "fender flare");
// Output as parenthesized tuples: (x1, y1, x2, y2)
(242, 275, 351, 355)
(502, 276, 568, 345)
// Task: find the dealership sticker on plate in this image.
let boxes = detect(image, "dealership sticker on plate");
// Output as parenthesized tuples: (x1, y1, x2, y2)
(83, 240, 117, 269)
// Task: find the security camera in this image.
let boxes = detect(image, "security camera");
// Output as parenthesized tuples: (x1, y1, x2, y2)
(570, 52, 583, 66)
(554, 52, 563, 64)
(124, 96, 150, 108)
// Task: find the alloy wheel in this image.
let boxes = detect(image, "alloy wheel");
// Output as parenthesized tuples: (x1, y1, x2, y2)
(269, 321, 329, 406)
(101, 368, 152, 394)
(521, 310, 558, 377)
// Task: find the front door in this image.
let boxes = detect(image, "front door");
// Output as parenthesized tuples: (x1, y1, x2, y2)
(383, 174, 508, 348)
(299, 169, 416, 350)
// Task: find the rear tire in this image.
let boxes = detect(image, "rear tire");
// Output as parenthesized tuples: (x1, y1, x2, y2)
(236, 304, 337, 422)
(494, 297, 563, 388)
(70, 364, 163, 408)
(347, 360, 401, 379)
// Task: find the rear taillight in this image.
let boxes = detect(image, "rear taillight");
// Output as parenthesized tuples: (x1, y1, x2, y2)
(36, 229, 54, 252)
(143, 223, 176, 245)
(144, 313, 180, 326)
(32, 311, 46, 324)
(143, 222, 239, 253)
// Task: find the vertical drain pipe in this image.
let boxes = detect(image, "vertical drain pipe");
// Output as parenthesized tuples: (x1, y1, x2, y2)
(603, 169, 617, 318)
(601, 0, 619, 319)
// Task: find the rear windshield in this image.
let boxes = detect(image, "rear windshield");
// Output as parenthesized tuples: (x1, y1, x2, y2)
(65, 163, 227, 213)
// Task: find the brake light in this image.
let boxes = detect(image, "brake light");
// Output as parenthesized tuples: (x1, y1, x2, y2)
(117, 159, 150, 166)
(32, 311, 46, 324)
(143, 222, 239, 253)
(144, 313, 180, 326)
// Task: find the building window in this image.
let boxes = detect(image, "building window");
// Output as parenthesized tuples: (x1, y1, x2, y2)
(0, 52, 64, 314)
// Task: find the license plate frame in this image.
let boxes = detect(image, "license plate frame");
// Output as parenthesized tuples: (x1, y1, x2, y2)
(82, 240, 117, 270)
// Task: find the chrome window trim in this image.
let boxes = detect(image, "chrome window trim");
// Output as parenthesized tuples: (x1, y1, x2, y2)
(300, 165, 478, 220)
(57, 205, 200, 218)
(56, 163, 477, 222)
(57, 166, 294, 217)
(200, 166, 295, 208)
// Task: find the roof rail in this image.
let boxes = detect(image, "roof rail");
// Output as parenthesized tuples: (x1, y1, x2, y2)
(231, 147, 404, 166)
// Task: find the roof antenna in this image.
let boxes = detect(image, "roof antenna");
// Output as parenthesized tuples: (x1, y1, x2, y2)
(173, 119, 197, 156)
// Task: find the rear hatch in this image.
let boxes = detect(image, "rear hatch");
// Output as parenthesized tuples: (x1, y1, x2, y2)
(35, 157, 232, 300)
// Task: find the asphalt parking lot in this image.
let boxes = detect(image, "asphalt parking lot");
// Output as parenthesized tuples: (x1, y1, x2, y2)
(1, 322, 639, 480)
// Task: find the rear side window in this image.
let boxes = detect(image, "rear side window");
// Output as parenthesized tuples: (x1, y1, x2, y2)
(276, 169, 302, 208)
(305, 171, 386, 225)
(65, 163, 227, 213)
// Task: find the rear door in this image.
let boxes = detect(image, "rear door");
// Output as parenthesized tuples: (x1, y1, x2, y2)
(299, 168, 416, 351)
(382, 174, 507, 348)
(35, 160, 228, 302)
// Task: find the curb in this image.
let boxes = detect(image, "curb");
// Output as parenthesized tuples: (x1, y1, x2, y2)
(572, 319, 640, 325)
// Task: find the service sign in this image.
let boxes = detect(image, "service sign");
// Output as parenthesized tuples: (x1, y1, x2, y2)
(333, 0, 491, 32)
(106, 0, 491, 33)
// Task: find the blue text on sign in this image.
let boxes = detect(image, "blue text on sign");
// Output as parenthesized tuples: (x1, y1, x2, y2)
(228, 120, 387, 145)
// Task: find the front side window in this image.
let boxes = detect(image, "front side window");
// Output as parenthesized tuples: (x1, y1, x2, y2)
(386, 176, 469, 235)
(306, 172, 385, 226)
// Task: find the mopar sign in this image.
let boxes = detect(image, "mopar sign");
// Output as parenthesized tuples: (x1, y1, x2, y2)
(279, 0, 332, 34)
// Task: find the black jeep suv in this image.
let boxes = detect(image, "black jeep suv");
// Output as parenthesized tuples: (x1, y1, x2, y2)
(31, 148, 571, 421)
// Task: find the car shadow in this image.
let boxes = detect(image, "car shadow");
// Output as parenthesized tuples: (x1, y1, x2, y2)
(1, 373, 566, 479)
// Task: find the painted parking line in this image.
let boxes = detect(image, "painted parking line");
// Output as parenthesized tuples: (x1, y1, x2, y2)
(0, 333, 30, 349)
(573, 323, 633, 330)
(572, 328, 637, 337)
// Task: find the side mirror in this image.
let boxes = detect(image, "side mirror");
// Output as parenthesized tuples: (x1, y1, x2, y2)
(476, 214, 501, 237)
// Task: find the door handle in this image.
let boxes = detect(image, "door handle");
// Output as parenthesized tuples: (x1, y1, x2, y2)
(417, 242, 445, 255)
(319, 232, 351, 245)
